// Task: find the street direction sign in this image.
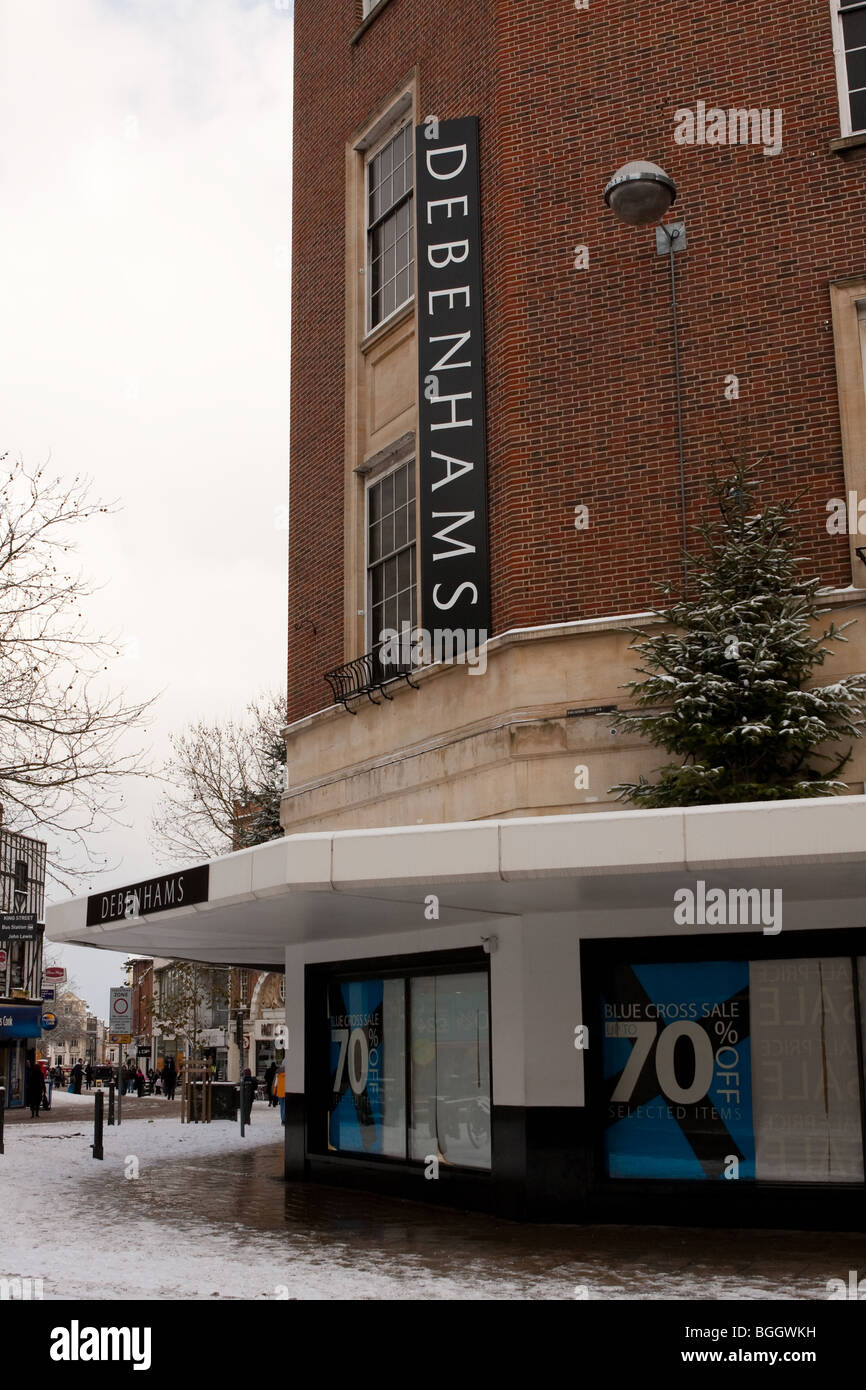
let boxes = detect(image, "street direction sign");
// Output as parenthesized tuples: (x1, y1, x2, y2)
(0, 912, 39, 941)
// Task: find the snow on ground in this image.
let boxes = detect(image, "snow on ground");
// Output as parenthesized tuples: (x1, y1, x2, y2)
(4, 1107, 297, 1300)
(4, 1100, 864, 1299)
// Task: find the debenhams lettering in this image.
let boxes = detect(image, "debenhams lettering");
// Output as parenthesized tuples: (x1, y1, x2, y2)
(415, 116, 491, 642)
(86, 864, 210, 927)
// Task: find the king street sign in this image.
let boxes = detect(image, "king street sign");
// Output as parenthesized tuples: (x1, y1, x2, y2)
(0, 912, 39, 941)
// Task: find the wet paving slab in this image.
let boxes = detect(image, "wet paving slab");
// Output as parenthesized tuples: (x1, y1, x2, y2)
(75, 1132, 866, 1299)
(6, 1095, 181, 1123)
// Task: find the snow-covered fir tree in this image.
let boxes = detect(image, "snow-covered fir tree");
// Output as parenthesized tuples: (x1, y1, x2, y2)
(610, 460, 866, 806)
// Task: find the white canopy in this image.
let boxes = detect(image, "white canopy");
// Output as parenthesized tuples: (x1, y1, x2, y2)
(45, 796, 866, 967)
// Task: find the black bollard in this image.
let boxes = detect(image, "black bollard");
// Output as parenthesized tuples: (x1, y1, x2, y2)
(92, 1090, 104, 1160)
(0, 1085, 5, 1155)
(107, 1079, 115, 1127)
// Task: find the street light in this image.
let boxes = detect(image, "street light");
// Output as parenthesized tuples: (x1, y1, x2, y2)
(604, 160, 688, 584)
(602, 160, 676, 226)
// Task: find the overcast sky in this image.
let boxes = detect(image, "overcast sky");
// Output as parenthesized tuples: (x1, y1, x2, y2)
(0, 0, 293, 1014)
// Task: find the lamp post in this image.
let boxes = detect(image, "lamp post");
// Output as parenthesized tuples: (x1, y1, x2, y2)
(603, 160, 688, 584)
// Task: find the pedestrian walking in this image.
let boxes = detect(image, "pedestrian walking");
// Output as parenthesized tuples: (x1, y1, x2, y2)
(135, 1068, 145, 1098)
(71, 1060, 83, 1095)
(26, 1059, 45, 1118)
(274, 1061, 286, 1125)
(264, 1060, 277, 1107)
(163, 1059, 177, 1102)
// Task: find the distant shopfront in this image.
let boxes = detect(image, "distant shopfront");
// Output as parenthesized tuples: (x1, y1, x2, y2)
(0, 1004, 43, 1108)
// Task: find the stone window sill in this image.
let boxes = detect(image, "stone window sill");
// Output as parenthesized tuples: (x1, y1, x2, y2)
(351, 0, 396, 45)
(829, 131, 866, 154)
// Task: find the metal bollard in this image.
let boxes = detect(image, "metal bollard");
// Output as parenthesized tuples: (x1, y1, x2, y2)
(92, 1090, 104, 1160)
(0, 1085, 5, 1155)
(107, 1079, 115, 1126)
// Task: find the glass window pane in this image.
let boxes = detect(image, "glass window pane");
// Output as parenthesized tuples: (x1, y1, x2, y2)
(368, 481, 381, 523)
(396, 588, 414, 636)
(409, 973, 491, 1170)
(380, 511, 394, 560)
(383, 555, 397, 599)
(751, 958, 863, 1182)
(846, 45, 866, 89)
(392, 504, 406, 552)
(370, 562, 384, 606)
(393, 463, 407, 508)
(392, 157, 405, 204)
(380, 470, 394, 518)
(383, 242, 396, 287)
(843, 7, 866, 51)
(397, 546, 411, 593)
(409, 976, 436, 1160)
(850, 86, 866, 131)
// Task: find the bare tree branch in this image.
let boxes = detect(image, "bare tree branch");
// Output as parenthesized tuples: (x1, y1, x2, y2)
(0, 455, 157, 876)
(149, 691, 286, 864)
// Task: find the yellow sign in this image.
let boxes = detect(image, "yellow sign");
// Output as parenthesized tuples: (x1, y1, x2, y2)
(109, 1033, 132, 1044)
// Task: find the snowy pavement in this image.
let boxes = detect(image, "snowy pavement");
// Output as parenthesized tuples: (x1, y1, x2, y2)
(4, 1096, 866, 1299)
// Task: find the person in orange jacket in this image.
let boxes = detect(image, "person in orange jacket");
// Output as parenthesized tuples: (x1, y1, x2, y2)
(274, 1062, 286, 1125)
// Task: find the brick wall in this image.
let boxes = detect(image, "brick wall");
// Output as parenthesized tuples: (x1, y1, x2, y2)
(288, 0, 865, 722)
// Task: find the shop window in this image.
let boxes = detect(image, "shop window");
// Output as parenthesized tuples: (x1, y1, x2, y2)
(751, 957, 863, 1181)
(601, 955, 866, 1183)
(326, 968, 490, 1169)
(409, 973, 491, 1170)
(328, 977, 406, 1157)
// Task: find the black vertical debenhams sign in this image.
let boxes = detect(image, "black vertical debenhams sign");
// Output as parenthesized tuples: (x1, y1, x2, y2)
(415, 116, 490, 643)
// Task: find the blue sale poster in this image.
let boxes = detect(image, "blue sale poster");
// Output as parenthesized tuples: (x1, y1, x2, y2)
(602, 960, 754, 1180)
(328, 979, 385, 1154)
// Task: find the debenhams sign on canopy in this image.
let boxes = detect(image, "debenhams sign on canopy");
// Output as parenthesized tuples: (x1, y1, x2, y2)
(86, 864, 210, 926)
(415, 115, 490, 644)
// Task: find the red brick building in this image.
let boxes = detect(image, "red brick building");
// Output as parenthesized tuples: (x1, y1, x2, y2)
(288, 0, 866, 736)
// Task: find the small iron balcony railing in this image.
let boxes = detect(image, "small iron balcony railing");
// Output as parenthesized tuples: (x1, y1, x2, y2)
(324, 641, 419, 714)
